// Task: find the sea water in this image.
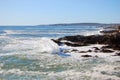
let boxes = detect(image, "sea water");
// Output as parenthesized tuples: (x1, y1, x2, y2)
(0, 25, 119, 80)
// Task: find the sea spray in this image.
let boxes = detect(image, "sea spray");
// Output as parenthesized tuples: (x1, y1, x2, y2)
(39, 38, 60, 54)
(38, 38, 71, 56)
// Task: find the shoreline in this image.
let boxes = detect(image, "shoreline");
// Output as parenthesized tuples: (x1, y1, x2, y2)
(49, 25, 120, 79)
(0, 25, 120, 80)
(52, 25, 120, 57)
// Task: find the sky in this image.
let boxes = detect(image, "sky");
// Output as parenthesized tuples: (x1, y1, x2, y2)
(0, 0, 120, 25)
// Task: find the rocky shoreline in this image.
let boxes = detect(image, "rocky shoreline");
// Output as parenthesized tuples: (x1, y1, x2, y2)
(52, 25, 120, 57)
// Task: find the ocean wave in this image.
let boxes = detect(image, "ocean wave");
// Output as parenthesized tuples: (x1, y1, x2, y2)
(1, 38, 59, 55)
(3, 28, 101, 38)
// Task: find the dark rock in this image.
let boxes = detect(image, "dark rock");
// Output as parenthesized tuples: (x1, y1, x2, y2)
(81, 55, 92, 57)
(54, 25, 120, 50)
(51, 39, 62, 45)
(63, 50, 70, 53)
(63, 42, 86, 47)
(100, 49, 114, 53)
(101, 46, 111, 49)
(92, 47, 100, 50)
(100, 30, 118, 34)
(79, 51, 87, 53)
(57, 34, 119, 47)
(113, 52, 120, 56)
(116, 61, 120, 62)
(94, 50, 98, 53)
(101, 71, 107, 75)
(71, 49, 78, 52)
(87, 50, 92, 52)
(114, 67, 120, 70)
(95, 55, 98, 58)
(116, 53, 120, 56)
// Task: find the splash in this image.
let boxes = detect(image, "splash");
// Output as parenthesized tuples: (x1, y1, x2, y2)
(38, 38, 60, 54)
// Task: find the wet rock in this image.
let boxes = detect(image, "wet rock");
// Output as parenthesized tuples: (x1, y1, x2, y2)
(51, 39, 62, 45)
(100, 25, 120, 35)
(63, 50, 70, 53)
(114, 67, 120, 70)
(56, 33, 120, 50)
(54, 25, 120, 50)
(113, 52, 120, 56)
(79, 50, 92, 53)
(63, 42, 85, 47)
(116, 53, 120, 56)
(81, 55, 92, 57)
(79, 51, 87, 53)
(71, 49, 79, 52)
(102, 46, 111, 49)
(95, 55, 98, 58)
(101, 71, 107, 75)
(94, 50, 98, 53)
(92, 47, 100, 50)
(100, 49, 114, 53)
(87, 49, 92, 52)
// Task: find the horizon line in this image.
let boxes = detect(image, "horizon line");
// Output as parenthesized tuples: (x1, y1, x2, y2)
(0, 22, 120, 26)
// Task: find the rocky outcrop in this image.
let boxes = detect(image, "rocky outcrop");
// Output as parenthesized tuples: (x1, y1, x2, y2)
(53, 33, 120, 50)
(52, 25, 120, 50)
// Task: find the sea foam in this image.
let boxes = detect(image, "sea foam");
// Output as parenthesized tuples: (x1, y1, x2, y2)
(38, 38, 60, 54)
(2, 38, 60, 55)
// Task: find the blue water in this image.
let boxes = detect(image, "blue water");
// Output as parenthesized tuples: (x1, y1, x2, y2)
(0, 25, 104, 80)
(0, 25, 101, 38)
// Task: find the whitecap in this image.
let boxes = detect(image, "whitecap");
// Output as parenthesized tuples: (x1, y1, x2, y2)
(2, 38, 60, 55)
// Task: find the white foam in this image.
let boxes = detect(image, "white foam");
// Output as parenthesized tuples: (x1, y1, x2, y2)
(37, 38, 60, 54)
(4, 30, 15, 34)
(0, 43, 120, 80)
(2, 38, 60, 55)
(60, 44, 118, 59)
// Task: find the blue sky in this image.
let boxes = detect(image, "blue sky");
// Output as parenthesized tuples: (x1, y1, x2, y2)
(0, 0, 120, 25)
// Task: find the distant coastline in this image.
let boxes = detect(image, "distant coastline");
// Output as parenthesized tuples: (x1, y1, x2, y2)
(36, 23, 120, 27)
(0, 23, 120, 27)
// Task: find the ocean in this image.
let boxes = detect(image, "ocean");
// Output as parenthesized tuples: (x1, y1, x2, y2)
(0, 25, 119, 80)
(0, 25, 101, 38)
